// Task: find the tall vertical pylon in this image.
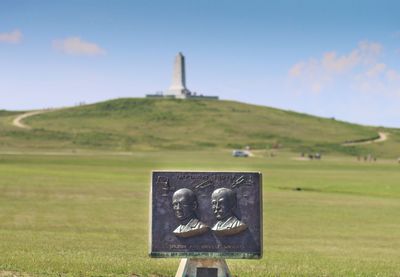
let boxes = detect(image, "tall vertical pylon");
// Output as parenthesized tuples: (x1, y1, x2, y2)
(166, 52, 190, 98)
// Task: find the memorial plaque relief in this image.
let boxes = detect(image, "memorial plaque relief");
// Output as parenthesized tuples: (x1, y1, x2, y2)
(149, 171, 263, 260)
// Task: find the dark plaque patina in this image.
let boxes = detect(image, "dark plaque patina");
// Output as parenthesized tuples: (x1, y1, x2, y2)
(150, 171, 262, 258)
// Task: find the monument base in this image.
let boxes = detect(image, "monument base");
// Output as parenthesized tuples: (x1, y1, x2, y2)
(175, 258, 231, 277)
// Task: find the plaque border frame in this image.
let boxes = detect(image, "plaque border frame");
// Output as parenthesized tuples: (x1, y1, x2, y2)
(148, 170, 263, 259)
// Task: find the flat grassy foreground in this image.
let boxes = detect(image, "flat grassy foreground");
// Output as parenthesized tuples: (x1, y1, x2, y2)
(1, 150, 400, 276)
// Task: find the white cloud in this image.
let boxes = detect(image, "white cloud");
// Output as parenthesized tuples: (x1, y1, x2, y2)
(0, 29, 22, 43)
(311, 82, 322, 93)
(357, 41, 382, 64)
(386, 69, 400, 82)
(366, 63, 386, 78)
(288, 62, 304, 77)
(289, 41, 382, 78)
(353, 64, 400, 97)
(321, 50, 358, 73)
(392, 31, 400, 38)
(287, 41, 400, 96)
(53, 37, 106, 56)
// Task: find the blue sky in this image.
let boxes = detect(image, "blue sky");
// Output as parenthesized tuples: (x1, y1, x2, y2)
(1, 0, 400, 127)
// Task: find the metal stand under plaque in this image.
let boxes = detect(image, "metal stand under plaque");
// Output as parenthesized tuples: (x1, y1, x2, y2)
(175, 258, 231, 277)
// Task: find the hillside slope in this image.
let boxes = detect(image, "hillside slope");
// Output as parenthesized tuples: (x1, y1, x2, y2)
(1, 98, 399, 156)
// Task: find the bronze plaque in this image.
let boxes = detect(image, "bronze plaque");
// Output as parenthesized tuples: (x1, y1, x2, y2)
(149, 171, 262, 258)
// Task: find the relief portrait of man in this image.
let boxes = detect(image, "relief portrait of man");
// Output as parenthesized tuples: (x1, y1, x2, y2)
(172, 188, 209, 238)
(211, 188, 247, 236)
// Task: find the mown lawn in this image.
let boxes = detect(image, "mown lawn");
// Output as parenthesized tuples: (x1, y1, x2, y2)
(0, 150, 399, 276)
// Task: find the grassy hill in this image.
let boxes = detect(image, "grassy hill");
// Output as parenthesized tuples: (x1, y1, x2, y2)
(1, 98, 399, 157)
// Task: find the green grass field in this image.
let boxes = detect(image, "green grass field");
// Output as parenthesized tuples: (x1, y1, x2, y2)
(1, 150, 399, 276)
(3, 98, 400, 158)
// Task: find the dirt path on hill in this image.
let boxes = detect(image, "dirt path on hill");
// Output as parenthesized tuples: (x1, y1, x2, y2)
(342, 132, 389, 146)
(12, 109, 54, 129)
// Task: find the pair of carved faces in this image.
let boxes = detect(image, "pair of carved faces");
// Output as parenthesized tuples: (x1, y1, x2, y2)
(172, 188, 236, 222)
(172, 187, 246, 237)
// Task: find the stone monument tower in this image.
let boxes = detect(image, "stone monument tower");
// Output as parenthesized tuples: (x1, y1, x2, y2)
(165, 52, 190, 99)
(146, 52, 218, 99)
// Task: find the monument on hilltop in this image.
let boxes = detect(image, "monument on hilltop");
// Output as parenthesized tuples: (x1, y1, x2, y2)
(146, 52, 218, 100)
(165, 52, 190, 99)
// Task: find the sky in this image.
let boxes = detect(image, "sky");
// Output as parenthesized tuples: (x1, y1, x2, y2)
(1, 0, 400, 127)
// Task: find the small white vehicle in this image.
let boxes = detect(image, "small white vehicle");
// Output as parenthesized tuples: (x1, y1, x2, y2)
(232, 150, 249, 157)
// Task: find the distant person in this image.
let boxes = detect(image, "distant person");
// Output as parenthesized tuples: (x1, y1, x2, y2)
(211, 188, 247, 236)
(172, 188, 209, 238)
